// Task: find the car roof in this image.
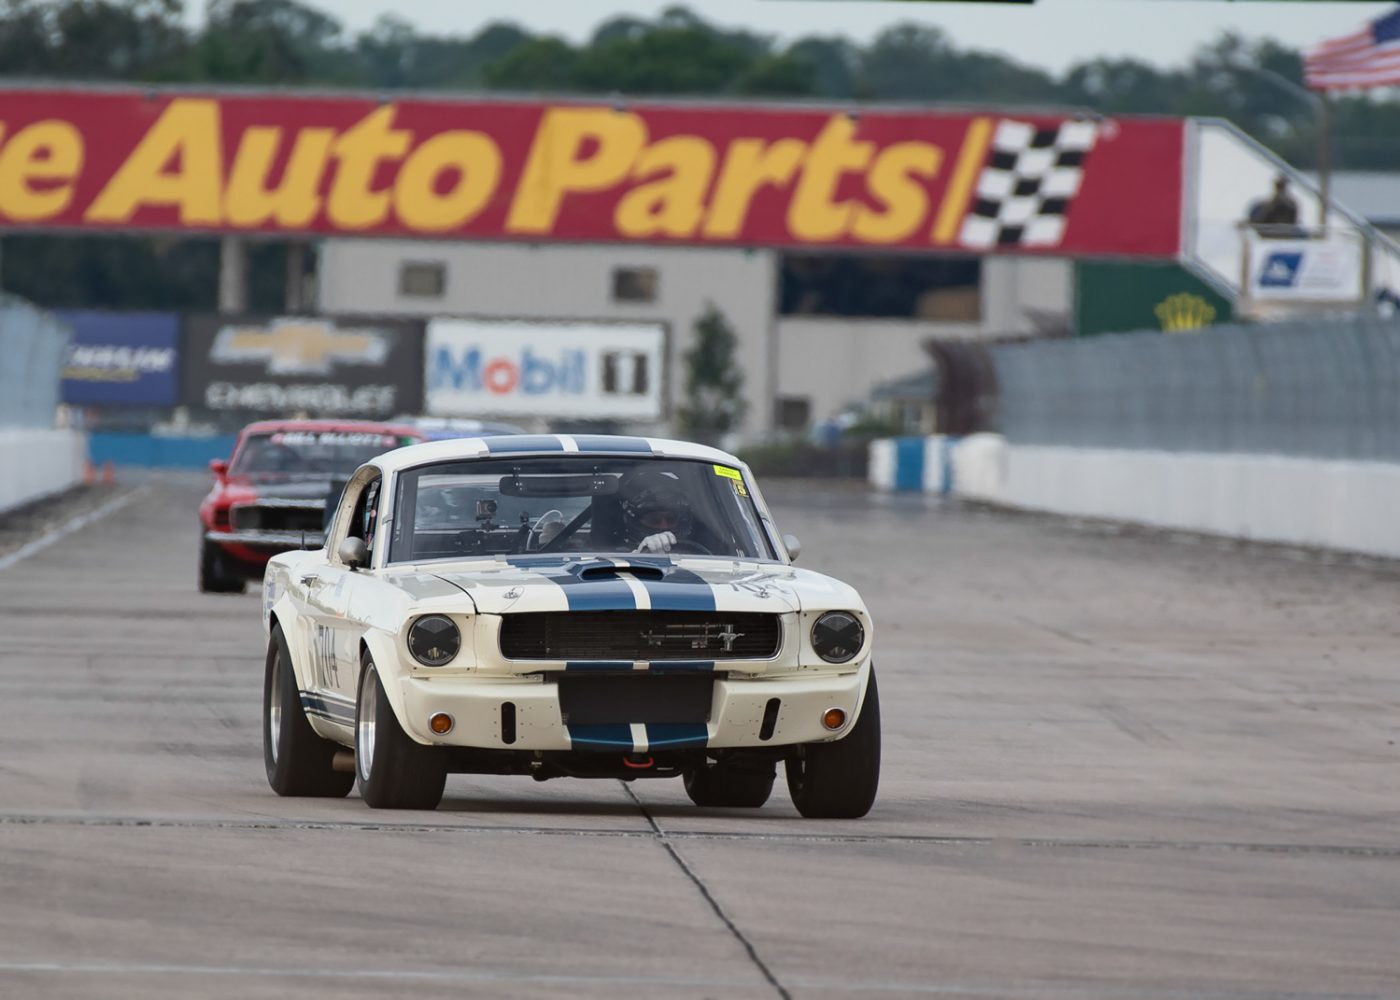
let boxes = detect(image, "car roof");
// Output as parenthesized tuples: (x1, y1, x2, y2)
(372, 434, 745, 474)
(239, 418, 421, 436)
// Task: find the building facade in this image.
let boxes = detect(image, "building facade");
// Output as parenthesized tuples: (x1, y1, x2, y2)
(317, 239, 1071, 441)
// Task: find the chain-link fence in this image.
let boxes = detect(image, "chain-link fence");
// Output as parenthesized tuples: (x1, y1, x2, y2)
(992, 316, 1400, 461)
(0, 295, 70, 428)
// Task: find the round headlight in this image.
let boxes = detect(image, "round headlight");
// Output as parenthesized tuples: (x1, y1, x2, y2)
(408, 615, 461, 667)
(811, 611, 863, 664)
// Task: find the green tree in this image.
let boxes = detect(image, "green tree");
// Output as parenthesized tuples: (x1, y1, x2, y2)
(735, 52, 816, 97)
(195, 0, 343, 84)
(481, 36, 579, 91)
(678, 304, 747, 444)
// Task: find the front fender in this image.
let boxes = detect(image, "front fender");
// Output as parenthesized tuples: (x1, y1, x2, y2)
(361, 628, 427, 745)
(269, 593, 316, 693)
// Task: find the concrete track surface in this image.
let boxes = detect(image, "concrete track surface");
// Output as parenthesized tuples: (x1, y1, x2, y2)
(2, 476, 1399, 1000)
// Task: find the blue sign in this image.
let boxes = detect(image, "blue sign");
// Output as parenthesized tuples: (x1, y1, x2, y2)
(1258, 252, 1303, 289)
(58, 311, 179, 406)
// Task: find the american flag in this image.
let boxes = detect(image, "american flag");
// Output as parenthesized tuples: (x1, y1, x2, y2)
(1305, 5, 1400, 90)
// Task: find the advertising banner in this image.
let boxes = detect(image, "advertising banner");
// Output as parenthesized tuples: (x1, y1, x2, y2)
(1250, 236, 1365, 303)
(0, 87, 1183, 257)
(1075, 262, 1232, 336)
(426, 319, 665, 420)
(58, 311, 179, 406)
(182, 315, 424, 418)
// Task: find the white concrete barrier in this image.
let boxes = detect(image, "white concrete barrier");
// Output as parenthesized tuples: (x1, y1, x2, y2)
(952, 435, 1400, 559)
(949, 433, 1008, 503)
(868, 438, 896, 491)
(873, 431, 1400, 557)
(0, 429, 88, 515)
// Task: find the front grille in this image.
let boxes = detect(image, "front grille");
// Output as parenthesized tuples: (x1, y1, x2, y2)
(230, 503, 325, 533)
(500, 611, 781, 661)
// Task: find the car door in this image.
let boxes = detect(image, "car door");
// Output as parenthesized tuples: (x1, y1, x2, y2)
(300, 471, 382, 731)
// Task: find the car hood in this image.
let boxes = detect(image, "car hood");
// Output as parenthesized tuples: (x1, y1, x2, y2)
(415, 555, 804, 615)
(227, 478, 341, 503)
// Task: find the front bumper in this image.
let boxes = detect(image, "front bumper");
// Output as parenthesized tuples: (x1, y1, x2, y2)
(206, 529, 316, 551)
(396, 662, 871, 753)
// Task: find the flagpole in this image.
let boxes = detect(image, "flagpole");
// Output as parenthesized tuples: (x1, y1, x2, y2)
(1317, 90, 1331, 230)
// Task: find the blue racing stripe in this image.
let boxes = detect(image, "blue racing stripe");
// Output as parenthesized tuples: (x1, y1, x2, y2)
(564, 660, 635, 671)
(569, 435, 653, 453)
(546, 559, 638, 611)
(484, 435, 565, 454)
(642, 566, 717, 612)
(647, 659, 714, 673)
(568, 724, 636, 751)
(645, 723, 708, 750)
(300, 692, 355, 723)
(558, 578, 637, 611)
(503, 554, 576, 569)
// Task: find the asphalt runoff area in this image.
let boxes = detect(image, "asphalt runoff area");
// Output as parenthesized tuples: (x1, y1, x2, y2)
(1, 476, 1398, 999)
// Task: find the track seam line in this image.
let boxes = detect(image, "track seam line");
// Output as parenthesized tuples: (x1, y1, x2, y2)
(0, 487, 144, 573)
(3, 813, 1400, 859)
(620, 783, 794, 1000)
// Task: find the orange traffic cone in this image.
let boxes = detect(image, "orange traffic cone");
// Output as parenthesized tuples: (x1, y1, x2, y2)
(83, 459, 97, 485)
(101, 461, 116, 486)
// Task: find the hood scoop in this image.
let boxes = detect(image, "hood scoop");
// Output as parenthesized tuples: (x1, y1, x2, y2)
(578, 562, 664, 581)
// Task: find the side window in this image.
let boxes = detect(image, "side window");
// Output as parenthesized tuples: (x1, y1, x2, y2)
(361, 480, 382, 556)
(340, 476, 381, 562)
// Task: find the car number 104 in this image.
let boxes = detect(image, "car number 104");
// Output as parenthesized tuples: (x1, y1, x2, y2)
(313, 624, 340, 690)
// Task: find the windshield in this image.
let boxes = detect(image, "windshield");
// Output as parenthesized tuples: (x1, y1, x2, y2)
(389, 457, 774, 563)
(230, 430, 414, 480)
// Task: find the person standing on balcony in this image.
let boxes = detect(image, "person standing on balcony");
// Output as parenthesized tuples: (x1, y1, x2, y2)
(1247, 174, 1301, 237)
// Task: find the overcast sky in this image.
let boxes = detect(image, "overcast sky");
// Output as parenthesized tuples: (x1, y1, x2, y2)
(280, 0, 1394, 74)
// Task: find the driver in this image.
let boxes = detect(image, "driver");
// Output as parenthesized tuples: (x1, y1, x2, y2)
(620, 470, 696, 553)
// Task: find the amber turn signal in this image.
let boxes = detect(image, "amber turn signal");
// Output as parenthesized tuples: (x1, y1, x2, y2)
(429, 713, 454, 735)
(821, 708, 847, 731)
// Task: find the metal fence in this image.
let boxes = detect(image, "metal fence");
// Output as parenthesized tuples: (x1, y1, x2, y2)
(0, 295, 70, 428)
(992, 316, 1400, 461)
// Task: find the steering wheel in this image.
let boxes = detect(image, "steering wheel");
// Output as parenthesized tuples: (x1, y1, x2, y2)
(538, 507, 592, 553)
(525, 510, 565, 552)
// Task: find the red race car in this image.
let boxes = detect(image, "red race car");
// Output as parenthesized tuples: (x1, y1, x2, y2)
(198, 419, 423, 593)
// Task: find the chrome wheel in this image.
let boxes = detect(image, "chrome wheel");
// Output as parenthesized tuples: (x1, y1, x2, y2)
(268, 653, 283, 764)
(357, 667, 378, 782)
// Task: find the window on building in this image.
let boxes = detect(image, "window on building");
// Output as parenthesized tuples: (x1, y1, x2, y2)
(612, 267, 659, 303)
(775, 396, 812, 430)
(779, 253, 981, 320)
(602, 351, 650, 396)
(399, 261, 446, 298)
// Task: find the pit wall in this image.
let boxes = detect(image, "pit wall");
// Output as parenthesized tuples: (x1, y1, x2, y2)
(871, 433, 1400, 559)
(88, 433, 238, 470)
(0, 429, 88, 515)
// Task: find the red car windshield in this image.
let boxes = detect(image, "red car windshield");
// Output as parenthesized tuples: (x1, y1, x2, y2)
(229, 430, 411, 480)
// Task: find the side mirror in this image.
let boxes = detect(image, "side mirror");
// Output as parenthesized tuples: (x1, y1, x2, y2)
(338, 536, 369, 570)
(209, 458, 229, 478)
(782, 534, 802, 563)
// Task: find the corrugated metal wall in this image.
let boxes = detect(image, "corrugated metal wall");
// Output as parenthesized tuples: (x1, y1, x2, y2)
(0, 296, 70, 428)
(992, 317, 1400, 460)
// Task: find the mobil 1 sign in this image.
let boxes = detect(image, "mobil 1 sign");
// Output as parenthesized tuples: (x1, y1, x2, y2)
(426, 320, 664, 420)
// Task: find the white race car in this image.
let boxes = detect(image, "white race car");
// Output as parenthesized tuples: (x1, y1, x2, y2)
(260, 434, 879, 817)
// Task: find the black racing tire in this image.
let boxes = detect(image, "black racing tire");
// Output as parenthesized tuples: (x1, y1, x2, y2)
(199, 539, 246, 594)
(684, 760, 775, 808)
(785, 669, 881, 819)
(355, 653, 447, 810)
(263, 625, 354, 798)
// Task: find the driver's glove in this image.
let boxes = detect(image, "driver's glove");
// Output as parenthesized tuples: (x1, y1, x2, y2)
(635, 531, 677, 553)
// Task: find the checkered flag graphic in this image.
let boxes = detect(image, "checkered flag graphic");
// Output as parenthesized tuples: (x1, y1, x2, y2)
(959, 119, 1098, 249)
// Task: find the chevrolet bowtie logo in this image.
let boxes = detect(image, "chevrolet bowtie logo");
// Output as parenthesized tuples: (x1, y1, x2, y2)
(210, 319, 389, 376)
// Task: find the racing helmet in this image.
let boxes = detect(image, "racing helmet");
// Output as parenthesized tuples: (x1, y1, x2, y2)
(620, 470, 694, 540)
